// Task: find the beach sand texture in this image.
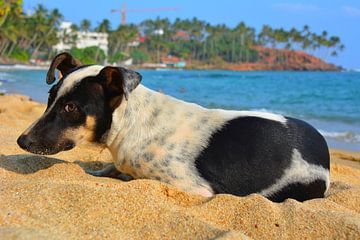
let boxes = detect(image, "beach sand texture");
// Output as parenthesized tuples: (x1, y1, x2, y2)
(0, 95, 359, 239)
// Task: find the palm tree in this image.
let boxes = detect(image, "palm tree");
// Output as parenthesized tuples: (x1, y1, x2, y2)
(258, 25, 273, 48)
(31, 7, 63, 58)
(80, 19, 91, 32)
(96, 19, 111, 33)
(0, 0, 22, 27)
(109, 24, 138, 56)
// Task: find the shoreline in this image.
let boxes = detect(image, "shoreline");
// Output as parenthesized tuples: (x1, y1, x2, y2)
(0, 63, 49, 70)
(0, 63, 342, 72)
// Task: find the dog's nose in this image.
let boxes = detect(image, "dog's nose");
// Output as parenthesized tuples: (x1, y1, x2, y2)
(17, 134, 34, 149)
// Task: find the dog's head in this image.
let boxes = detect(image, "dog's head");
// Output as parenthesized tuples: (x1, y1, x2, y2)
(17, 52, 142, 155)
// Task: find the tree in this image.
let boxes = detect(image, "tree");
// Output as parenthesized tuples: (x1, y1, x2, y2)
(80, 19, 91, 32)
(0, 0, 22, 27)
(70, 46, 105, 64)
(0, 4, 346, 66)
(96, 19, 111, 33)
(30, 6, 63, 58)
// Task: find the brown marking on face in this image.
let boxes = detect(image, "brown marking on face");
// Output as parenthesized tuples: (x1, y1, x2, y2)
(85, 116, 96, 130)
(61, 116, 97, 144)
(78, 116, 97, 142)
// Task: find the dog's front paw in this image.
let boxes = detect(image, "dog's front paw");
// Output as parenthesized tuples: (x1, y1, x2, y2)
(86, 164, 133, 181)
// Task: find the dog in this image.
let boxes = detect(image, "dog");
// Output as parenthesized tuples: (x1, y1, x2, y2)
(17, 52, 330, 202)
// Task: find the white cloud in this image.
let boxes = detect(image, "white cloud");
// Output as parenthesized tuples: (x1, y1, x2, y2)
(342, 6, 360, 17)
(274, 3, 321, 13)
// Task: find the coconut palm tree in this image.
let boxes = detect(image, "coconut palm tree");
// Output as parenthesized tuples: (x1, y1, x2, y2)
(80, 19, 91, 32)
(31, 7, 63, 58)
(96, 19, 111, 33)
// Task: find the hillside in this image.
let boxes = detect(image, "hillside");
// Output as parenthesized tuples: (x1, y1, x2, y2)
(188, 47, 341, 71)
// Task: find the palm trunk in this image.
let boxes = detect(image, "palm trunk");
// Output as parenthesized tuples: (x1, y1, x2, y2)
(6, 42, 17, 56)
(231, 37, 235, 63)
(95, 47, 100, 63)
(31, 25, 56, 59)
(25, 33, 38, 49)
(157, 43, 160, 63)
(0, 41, 10, 56)
(113, 41, 121, 54)
(0, 40, 8, 56)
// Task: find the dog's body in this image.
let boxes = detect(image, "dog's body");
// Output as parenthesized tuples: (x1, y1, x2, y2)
(18, 53, 330, 202)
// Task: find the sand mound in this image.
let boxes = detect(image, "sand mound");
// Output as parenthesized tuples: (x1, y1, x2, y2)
(0, 95, 359, 239)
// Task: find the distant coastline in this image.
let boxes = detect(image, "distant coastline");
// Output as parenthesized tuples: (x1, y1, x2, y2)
(0, 47, 342, 72)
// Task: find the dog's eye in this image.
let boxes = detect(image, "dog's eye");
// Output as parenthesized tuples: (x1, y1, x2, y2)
(64, 103, 77, 113)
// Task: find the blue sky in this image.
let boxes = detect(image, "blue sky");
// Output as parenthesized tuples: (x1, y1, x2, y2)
(23, 0, 360, 69)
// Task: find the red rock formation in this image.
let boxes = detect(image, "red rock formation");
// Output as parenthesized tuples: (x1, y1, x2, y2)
(223, 47, 340, 71)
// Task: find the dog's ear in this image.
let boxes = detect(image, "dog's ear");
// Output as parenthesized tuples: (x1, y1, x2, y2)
(97, 66, 142, 103)
(46, 52, 81, 84)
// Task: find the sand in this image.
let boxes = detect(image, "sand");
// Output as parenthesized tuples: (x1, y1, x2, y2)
(0, 95, 359, 240)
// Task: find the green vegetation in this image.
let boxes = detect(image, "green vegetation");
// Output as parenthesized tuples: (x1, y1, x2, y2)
(70, 46, 106, 64)
(0, 1, 63, 61)
(130, 49, 150, 64)
(0, 1, 345, 66)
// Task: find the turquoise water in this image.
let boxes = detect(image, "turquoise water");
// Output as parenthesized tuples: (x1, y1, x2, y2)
(0, 69, 359, 151)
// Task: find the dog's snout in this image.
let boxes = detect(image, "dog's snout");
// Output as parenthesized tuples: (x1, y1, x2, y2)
(17, 134, 34, 149)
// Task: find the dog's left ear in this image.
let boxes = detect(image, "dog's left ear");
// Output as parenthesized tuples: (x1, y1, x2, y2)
(97, 66, 142, 106)
(46, 52, 82, 84)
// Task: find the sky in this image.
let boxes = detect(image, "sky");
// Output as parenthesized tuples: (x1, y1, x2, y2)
(23, 0, 360, 69)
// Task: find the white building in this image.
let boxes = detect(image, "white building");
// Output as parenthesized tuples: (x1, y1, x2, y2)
(53, 22, 108, 55)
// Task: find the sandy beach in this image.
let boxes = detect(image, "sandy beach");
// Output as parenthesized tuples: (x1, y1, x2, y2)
(0, 94, 359, 239)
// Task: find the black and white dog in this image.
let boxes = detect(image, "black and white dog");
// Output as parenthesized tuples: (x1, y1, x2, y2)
(17, 53, 330, 202)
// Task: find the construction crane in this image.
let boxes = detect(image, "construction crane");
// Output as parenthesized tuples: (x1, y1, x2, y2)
(111, 1, 178, 25)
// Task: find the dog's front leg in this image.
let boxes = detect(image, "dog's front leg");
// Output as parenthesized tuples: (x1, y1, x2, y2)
(86, 164, 133, 181)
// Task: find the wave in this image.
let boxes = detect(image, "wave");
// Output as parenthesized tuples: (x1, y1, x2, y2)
(0, 78, 14, 83)
(319, 130, 360, 143)
(0, 64, 48, 70)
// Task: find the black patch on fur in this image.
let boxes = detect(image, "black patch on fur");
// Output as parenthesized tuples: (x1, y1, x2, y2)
(285, 117, 330, 169)
(194, 117, 329, 201)
(268, 179, 327, 202)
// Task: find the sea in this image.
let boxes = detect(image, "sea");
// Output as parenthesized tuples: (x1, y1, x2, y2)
(0, 68, 359, 151)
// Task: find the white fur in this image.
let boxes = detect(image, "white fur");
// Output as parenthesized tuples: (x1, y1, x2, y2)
(56, 65, 103, 100)
(259, 148, 330, 197)
(45, 65, 103, 114)
(216, 109, 287, 125)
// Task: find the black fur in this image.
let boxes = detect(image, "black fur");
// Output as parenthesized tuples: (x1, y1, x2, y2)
(268, 179, 326, 202)
(194, 116, 329, 201)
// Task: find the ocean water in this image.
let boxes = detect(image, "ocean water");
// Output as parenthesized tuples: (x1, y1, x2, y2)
(0, 68, 359, 151)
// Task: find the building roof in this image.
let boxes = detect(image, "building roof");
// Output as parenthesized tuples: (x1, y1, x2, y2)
(173, 31, 190, 41)
(161, 56, 181, 64)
